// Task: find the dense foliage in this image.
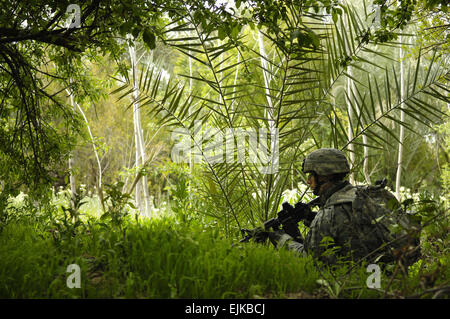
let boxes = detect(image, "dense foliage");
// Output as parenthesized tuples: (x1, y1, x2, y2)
(0, 0, 448, 299)
(0, 189, 448, 298)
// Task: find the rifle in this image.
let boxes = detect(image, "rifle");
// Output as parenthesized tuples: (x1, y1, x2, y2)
(239, 197, 321, 244)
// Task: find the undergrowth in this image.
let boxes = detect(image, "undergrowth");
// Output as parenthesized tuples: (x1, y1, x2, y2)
(0, 187, 448, 299)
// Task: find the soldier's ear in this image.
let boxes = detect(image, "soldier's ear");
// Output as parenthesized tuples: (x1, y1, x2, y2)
(316, 174, 329, 183)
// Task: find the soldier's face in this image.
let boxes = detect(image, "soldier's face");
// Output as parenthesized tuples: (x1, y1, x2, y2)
(307, 173, 317, 192)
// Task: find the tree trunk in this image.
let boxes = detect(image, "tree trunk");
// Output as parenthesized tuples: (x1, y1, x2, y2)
(258, 30, 279, 220)
(67, 90, 77, 214)
(66, 88, 105, 214)
(258, 30, 278, 175)
(129, 40, 151, 218)
(395, 35, 406, 201)
(346, 71, 356, 183)
(347, 66, 371, 184)
(188, 45, 194, 206)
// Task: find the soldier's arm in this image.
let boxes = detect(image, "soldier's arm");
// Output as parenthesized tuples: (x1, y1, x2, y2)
(303, 204, 354, 264)
(268, 230, 307, 255)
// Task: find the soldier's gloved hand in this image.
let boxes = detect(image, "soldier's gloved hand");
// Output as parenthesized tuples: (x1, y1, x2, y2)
(294, 202, 315, 227)
(268, 230, 293, 248)
(249, 227, 270, 243)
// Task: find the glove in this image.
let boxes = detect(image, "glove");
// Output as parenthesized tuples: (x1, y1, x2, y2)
(244, 227, 270, 244)
(268, 230, 293, 248)
(294, 202, 316, 227)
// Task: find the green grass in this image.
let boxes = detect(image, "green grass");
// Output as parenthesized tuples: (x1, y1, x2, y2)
(0, 202, 448, 299)
(0, 215, 323, 298)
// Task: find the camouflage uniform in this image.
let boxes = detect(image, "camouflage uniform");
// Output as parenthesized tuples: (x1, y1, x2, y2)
(272, 148, 401, 264)
(275, 181, 396, 264)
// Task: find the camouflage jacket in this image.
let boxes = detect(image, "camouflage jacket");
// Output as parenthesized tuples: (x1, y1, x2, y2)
(278, 181, 396, 264)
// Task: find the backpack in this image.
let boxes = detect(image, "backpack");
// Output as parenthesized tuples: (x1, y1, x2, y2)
(326, 179, 421, 266)
(355, 179, 400, 211)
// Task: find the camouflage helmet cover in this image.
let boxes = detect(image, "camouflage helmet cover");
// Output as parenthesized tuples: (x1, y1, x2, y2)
(302, 148, 350, 176)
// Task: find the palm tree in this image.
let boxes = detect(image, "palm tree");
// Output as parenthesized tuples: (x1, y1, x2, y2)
(114, 1, 449, 238)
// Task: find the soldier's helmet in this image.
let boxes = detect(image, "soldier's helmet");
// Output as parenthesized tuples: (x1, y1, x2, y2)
(302, 148, 350, 176)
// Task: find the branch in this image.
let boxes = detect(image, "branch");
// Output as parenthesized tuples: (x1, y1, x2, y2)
(0, 27, 83, 51)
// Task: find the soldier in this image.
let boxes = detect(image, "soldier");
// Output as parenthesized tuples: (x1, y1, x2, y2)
(267, 148, 414, 265)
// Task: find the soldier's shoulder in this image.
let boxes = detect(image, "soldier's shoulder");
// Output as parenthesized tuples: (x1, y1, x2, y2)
(324, 184, 357, 208)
